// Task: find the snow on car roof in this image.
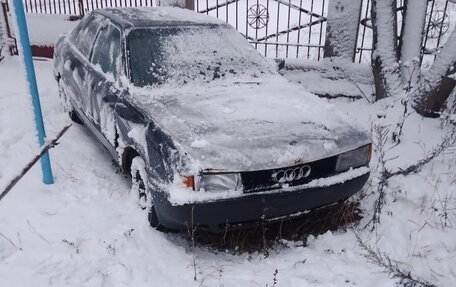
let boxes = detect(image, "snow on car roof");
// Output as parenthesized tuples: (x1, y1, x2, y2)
(95, 7, 227, 29)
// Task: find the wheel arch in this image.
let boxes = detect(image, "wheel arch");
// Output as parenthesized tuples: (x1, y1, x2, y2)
(121, 146, 140, 175)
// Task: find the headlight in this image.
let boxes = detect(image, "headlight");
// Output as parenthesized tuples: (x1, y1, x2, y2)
(335, 144, 371, 172)
(184, 173, 243, 192)
(197, 173, 242, 192)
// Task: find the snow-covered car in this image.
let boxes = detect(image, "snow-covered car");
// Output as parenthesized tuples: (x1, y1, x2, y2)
(53, 7, 371, 232)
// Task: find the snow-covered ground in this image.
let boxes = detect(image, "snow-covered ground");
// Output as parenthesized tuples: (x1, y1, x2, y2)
(1, 49, 455, 286)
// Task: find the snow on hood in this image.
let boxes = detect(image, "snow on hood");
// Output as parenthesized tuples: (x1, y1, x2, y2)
(128, 75, 371, 172)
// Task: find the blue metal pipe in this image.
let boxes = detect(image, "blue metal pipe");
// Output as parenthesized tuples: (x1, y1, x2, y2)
(12, 0, 54, 184)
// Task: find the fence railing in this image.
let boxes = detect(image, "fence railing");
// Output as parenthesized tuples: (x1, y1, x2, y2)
(22, 0, 155, 15)
(4, 0, 456, 63)
(356, 0, 454, 65)
(196, 0, 328, 60)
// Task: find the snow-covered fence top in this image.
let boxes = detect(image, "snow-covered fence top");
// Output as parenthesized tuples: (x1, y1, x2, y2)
(17, 0, 191, 15)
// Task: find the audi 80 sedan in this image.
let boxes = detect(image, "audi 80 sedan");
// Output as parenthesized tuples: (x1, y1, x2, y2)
(53, 7, 371, 232)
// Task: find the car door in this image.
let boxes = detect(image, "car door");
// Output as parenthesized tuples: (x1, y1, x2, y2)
(62, 13, 105, 115)
(85, 21, 123, 157)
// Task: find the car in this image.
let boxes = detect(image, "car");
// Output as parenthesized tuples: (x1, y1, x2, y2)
(53, 7, 371, 232)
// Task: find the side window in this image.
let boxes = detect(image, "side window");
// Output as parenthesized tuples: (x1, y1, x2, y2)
(69, 13, 105, 56)
(91, 23, 121, 78)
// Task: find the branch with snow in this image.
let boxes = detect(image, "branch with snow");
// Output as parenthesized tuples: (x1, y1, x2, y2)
(412, 28, 456, 117)
(399, 0, 427, 87)
(0, 124, 72, 201)
(368, 124, 456, 229)
(371, 0, 402, 101)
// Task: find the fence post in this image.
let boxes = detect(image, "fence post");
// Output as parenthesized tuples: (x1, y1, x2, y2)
(78, 0, 85, 16)
(157, 0, 190, 9)
(186, 0, 194, 10)
(323, 0, 363, 62)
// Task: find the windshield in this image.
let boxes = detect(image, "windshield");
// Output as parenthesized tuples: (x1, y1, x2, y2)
(127, 25, 274, 87)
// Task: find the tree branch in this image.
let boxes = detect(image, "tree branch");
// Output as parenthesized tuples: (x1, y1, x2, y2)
(0, 124, 72, 201)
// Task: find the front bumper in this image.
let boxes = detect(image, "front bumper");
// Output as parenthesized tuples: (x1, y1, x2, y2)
(153, 172, 370, 233)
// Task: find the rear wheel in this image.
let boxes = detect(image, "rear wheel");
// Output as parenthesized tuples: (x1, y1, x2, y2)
(131, 156, 162, 229)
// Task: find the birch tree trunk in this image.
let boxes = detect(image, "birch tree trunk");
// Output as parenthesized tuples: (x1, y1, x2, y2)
(412, 28, 456, 117)
(371, 0, 402, 101)
(399, 0, 427, 88)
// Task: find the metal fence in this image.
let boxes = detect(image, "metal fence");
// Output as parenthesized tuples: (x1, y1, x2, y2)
(22, 0, 155, 15)
(5, 0, 456, 63)
(197, 0, 455, 62)
(356, 0, 455, 64)
(196, 0, 328, 60)
(1, 0, 16, 56)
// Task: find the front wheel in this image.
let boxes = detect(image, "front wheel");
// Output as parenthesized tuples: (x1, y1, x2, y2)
(131, 156, 162, 229)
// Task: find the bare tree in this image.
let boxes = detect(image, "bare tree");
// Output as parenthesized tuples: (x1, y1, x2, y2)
(370, 0, 456, 117)
(371, 0, 402, 101)
(399, 0, 427, 88)
(412, 28, 456, 117)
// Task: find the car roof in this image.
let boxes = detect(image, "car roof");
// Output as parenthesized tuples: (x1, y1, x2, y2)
(94, 7, 227, 30)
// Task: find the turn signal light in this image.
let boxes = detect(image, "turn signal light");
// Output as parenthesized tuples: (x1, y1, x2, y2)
(183, 176, 194, 189)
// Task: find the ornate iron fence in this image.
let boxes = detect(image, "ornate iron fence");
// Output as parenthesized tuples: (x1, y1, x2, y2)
(21, 0, 155, 15)
(356, 0, 455, 64)
(198, 0, 454, 62)
(196, 0, 328, 60)
(4, 0, 455, 62)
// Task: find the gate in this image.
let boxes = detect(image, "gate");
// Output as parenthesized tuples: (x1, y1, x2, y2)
(3, 0, 455, 63)
(356, 0, 455, 64)
(197, 0, 455, 62)
(196, 0, 328, 60)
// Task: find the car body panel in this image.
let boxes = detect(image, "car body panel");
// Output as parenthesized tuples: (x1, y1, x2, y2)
(129, 76, 370, 172)
(154, 172, 370, 232)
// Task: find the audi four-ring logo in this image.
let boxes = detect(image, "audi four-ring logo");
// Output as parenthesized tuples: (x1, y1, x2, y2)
(272, 165, 312, 183)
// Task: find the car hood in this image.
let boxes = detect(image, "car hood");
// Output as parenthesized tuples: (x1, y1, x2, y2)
(128, 75, 370, 172)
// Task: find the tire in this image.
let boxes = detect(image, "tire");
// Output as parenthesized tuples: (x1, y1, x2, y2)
(131, 156, 163, 230)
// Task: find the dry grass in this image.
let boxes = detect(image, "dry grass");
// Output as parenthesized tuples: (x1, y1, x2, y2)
(185, 201, 362, 254)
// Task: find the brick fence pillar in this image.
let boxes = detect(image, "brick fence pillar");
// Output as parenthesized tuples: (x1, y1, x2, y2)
(323, 0, 363, 62)
(157, 0, 194, 9)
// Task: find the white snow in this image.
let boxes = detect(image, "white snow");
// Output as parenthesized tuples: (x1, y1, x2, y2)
(190, 138, 210, 148)
(1, 53, 455, 287)
(129, 73, 370, 173)
(25, 14, 79, 45)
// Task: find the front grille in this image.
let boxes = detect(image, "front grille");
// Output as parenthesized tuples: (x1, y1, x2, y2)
(241, 156, 338, 193)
